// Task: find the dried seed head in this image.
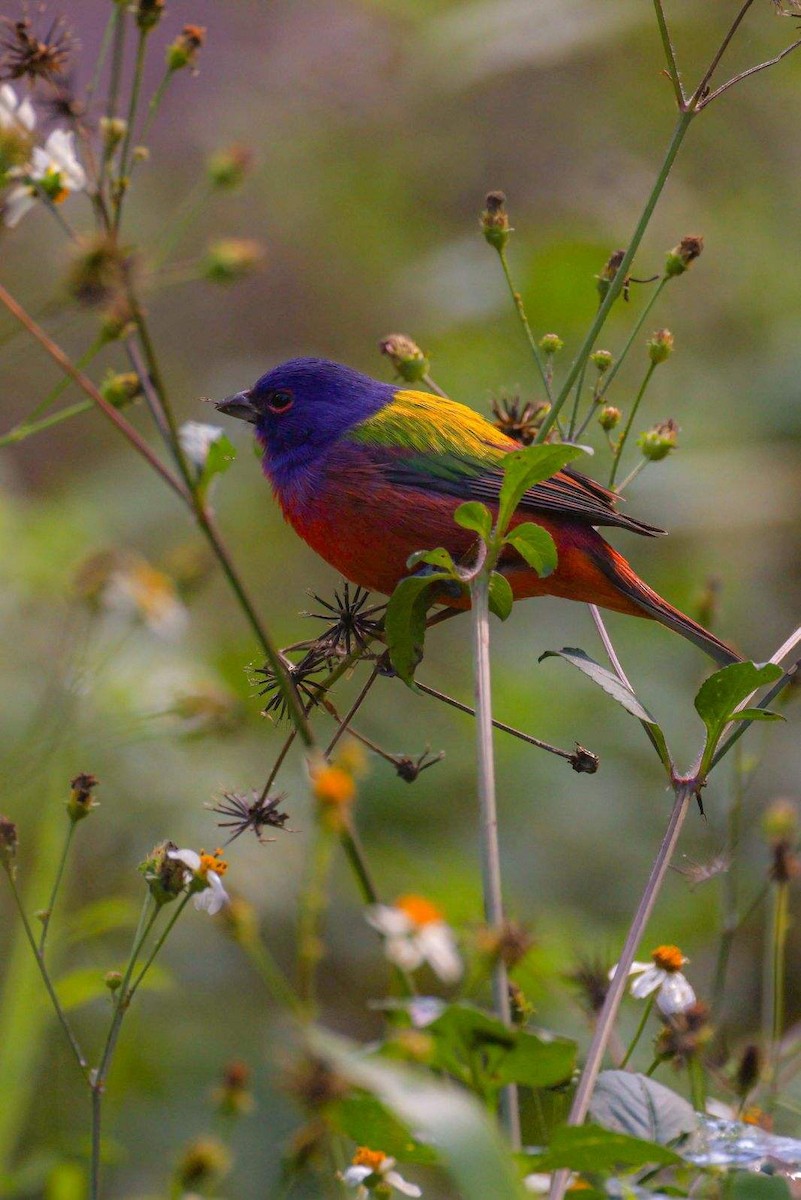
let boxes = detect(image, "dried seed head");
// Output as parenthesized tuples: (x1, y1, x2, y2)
(598, 405, 621, 432)
(665, 234, 704, 278)
(481, 189, 511, 251)
(566, 956, 609, 1016)
(65, 235, 130, 307)
(569, 744, 599, 774)
(476, 919, 534, 969)
(379, 333, 429, 383)
(735, 1043, 762, 1099)
(166, 24, 206, 72)
(67, 772, 99, 822)
(491, 394, 549, 445)
(0, 13, 74, 84)
(647, 328, 674, 365)
(0, 815, 18, 874)
(655, 1000, 712, 1067)
(213, 1059, 255, 1117)
(596, 249, 625, 300)
(136, 0, 165, 33)
(175, 1137, 231, 1191)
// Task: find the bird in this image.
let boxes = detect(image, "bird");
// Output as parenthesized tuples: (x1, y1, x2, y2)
(216, 356, 740, 666)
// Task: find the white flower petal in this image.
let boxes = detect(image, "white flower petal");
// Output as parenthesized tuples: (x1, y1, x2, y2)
(342, 1165, 372, 1186)
(656, 972, 696, 1015)
(384, 1170, 422, 1197)
(193, 869, 229, 915)
(168, 847, 201, 871)
(629, 965, 665, 999)
(3, 184, 36, 227)
(384, 934, 425, 973)
(36, 128, 86, 190)
(609, 960, 650, 981)
(179, 421, 224, 469)
(366, 905, 415, 937)
(0, 84, 35, 132)
(408, 997, 446, 1028)
(417, 922, 463, 983)
(524, 1174, 552, 1194)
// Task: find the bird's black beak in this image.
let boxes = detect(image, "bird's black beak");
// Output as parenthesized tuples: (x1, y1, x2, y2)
(216, 389, 258, 424)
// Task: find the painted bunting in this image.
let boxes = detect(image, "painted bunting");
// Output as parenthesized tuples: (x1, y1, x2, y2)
(217, 357, 739, 665)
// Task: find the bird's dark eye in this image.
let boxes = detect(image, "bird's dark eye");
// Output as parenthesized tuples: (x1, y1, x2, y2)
(266, 388, 293, 413)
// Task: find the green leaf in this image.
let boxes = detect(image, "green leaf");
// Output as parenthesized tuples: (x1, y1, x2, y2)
(406, 546, 458, 574)
(729, 707, 784, 723)
(63, 896, 142, 946)
(524, 1123, 682, 1173)
(333, 1091, 439, 1165)
(488, 571, 513, 621)
(589, 1070, 695, 1145)
(730, 1172, 791, 1200)
(455, 500, 493, 541)
(197, 432, 236, 501)
(539, 647, 670, 767)
(695, 661, 783, 767)
(385, 572, 450, 686)
(493, 1029, 576, 1089)
(427, 1004, 575, 1090)
(497, 444, 586, 537)
(311, 1028, 527, 1200)
(504, 522, 558, 578)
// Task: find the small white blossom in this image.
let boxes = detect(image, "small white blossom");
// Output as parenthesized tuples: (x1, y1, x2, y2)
(167, 847, 230, 915)
(4, 127, 86, 227)
(0, 84, 35, 133)
(342, 1149, 421, 1197)
(366, 894, 462, 983)
(179, 421, 224, 470)
(610, 944, 696, 1016)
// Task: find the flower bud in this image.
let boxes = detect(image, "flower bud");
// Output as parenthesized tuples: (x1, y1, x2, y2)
(762, 799, 798, 845)
(598, 405, 621, 431)
(99, 117, 126, 155)
(139, 840, 185, 906)
(378, 333, 429, 383)
(590, 349, 613, 373)
(104, 970, 122, 992)
(100, 370, 142, 409)
(202, 238, 265, 284)
(213, 1060, 255, 1117)
(136, 0, 165, 32)
(166, 24, 206, 71)
(665, 234, 704, 279)
(596, 249, 625, 301)
(67, 773, 99, 822)
(481, 190, 511, 251)
(65, 235, 129, 307)
(207, 144, 253, 190)
(539, 333, 563, 356)
(637, 418, 679, 462)
(175, 1137, 231, 1191)
(647, 328, 674, 365)
(0, 816, 18, 875)
(132, 145, 149, 163)
(475, 920, 533, 969)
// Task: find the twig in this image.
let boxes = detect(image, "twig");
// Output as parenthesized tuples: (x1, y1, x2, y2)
(699, 37, 801, 108)
(653, 0, 685, 107)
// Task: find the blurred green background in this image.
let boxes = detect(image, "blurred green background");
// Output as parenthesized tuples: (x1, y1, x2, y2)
(2, 1, 801, 1195)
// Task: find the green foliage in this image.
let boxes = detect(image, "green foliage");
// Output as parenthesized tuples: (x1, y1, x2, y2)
(496, 444, 585, 537)
(589, 1072, 696, 1145)
(384, 570, 454, 685)
(695, 661, 784, 772)
(196, 432, 236, 504)
(488, 571, 514, 620)
(523, 1122, 682, 1172)
(504, 522, 557, 577)
(455, 500, 493, 541)
(730, 1173, 791, 1200)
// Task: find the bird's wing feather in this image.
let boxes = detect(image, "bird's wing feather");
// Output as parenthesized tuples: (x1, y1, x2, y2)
(348, 389, 664, 536)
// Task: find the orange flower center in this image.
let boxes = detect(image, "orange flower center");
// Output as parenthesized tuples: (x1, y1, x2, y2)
(199, 849, 228, 877)
(396, 893, 443, 927)
(312, 765, 355, 808)
(352, 1147, 386, 1171)
(651, 944, 685, 972)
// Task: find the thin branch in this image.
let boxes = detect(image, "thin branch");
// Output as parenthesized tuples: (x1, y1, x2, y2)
(699, 36, 801, 108)
(653, 0, 685, 108)
(690, 0, 757, 106)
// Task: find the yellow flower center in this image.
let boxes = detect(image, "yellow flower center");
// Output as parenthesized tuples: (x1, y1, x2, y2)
(312, 765, 355, 808)
(651, 944, 685, 972)
(352, 1147, 386, 1171)
(396, 893, 443, 927)
(199, 849, 228, 877)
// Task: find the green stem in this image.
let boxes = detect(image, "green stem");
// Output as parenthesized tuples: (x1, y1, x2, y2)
(3, 866, 89, 1081)
(652, 0, 685, 107)
(113, 28, 149, 233)
(688, 1054, 707, 1113)
(297, 822, 337, 1013)
(608, 362, 656, 489)
(598, 277, 669, 403)
(768, 881, 789, 1110)
(238, 931, 305, 1016)
(0, 398, 102, 449)
(614, 458, 649, 494)
(38, 822, 76, 956)
(128, 895, 190, 1002)
(620, 995, 656, 1069)
(97, 4, 127, 200)
(470, 571, 520, 1149)
(536, 110, 695, 442)
(497, 247, 553, 406)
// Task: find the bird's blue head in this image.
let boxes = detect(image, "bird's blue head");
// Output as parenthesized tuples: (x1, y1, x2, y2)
(216, 357, 394, 475)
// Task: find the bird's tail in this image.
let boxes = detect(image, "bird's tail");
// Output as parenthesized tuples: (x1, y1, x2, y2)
(592, 543, 742, 667)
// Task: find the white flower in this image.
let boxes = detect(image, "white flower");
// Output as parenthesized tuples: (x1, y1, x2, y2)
(4, 127, 86, 227)
(342, 1149, 421, 1197)
(0, 84, 35, 133)
(610, 944, 696, 1016)
(98, 553, 188, 640)
(179, 421, 224, 470)
(366, 894, 462, 984)
(167, 847, 230, 915)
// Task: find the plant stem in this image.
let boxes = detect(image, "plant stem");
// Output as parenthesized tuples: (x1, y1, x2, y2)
(113, 28, 149, 233)
(598, 277, 668, 403)
(497, 247, 553, 405)
(614, 459, 649, 495)
(767, 880, 789, 1111)
(619, 995, 656, 1069)
(652, 0, 684, 107)
(608, 362, 656, 489)
(688, 1056, 706, 1112)
(38, 822, 76, 956)
(297, 822, 337, 1013)
(536, 109, 695, 442)
(3, 866, 89, 1081)
(548, 780, 694, 1200)
(469, 572, 520, 1149)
